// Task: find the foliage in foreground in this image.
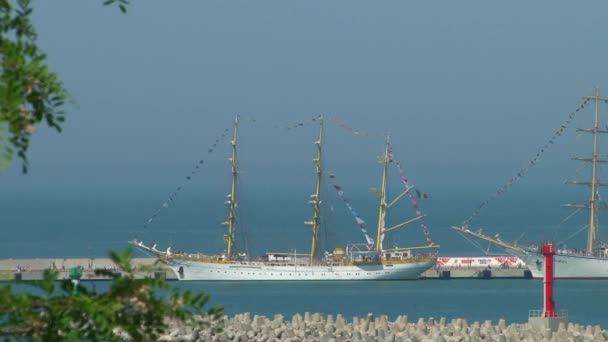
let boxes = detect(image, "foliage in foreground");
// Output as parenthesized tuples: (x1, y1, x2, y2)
(0, 0, 128, 173)
(0, 247, 223, 341)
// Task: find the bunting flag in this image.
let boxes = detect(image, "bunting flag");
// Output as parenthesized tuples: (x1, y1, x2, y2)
(330, 117, 386, 137)
(416, 190, 428, 199)
(462, 97, 591, 226)
(388, 145, 436, 246)
(328, 173, 375, 249)
(279, 114, 323, 130)
(142, 125, 232, 229)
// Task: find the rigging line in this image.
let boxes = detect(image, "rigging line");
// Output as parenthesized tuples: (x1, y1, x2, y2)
(455, 230, 488, 254)
(596, 188, 601, 240)
(388, 145, 436, 245)
(575, 162, 588, 174)
(553, 205, 584, 242)
(323, 181, 339, 251)
(320, 193, 333, 253)
(140, 124, 232, 232)
(234, 176, 249, 257)
(560, 208, 582, 225)
(329, 116, 386, 138)
(258, 114, 323, 131)
(514, 232, 526, 244)
(463, 97, 591, 226)
(557, 224, 589, 246)
(327, 173, 375, 249)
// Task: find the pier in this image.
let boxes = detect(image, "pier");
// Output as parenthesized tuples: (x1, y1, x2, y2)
(0, 258, 530, 280)
(0, 257, 174, 281)
(421, 266, 531, 279)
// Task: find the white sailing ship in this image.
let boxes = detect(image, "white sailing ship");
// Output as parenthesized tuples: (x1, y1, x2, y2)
(132, 116, 438, 280)
(454, 88, 608, 279)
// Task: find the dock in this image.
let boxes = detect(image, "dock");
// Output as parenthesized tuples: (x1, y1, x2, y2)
(0, 257, 175, 281)
(0, 258, 531, 281)
(420, 267, 531, 279)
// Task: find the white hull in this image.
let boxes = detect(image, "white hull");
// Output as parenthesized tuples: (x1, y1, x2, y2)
(516, 251, 608, 279)
(168, 259, 436, 281)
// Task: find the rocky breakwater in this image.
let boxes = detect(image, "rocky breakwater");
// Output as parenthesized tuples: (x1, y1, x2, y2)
(149, 312, 607, 342)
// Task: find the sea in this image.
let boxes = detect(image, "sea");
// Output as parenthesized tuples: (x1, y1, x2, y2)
(2, 186, 608, 327)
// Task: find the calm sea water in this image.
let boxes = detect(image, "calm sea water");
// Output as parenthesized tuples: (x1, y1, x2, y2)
(90, 279, 608, 327)
(2, 187, 607, 326)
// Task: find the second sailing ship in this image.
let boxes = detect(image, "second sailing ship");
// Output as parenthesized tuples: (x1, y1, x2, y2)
(454, 88, 608, 279)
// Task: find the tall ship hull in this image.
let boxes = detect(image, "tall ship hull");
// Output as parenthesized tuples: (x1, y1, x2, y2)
(167, 258, 435, 281)
(517, 251, 608, 279)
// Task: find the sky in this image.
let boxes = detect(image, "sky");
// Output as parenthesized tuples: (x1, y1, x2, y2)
(5, 0, 608, 192)
(5, 1, 608, 257)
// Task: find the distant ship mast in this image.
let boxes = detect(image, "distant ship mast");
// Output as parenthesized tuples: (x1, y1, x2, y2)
(563, 88, 607, 256)
(223, 115, 239, 258)
(375, 140, 390, 252)
(306, 115, 324, 258)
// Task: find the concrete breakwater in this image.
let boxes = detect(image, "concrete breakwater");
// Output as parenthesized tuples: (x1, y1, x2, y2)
(0, 257, 530, 280)
(148, 312, 607, 342)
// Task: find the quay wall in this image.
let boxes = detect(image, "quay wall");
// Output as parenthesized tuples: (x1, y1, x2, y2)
(0, 257, 173, 281)
(0, 257, 530, 280)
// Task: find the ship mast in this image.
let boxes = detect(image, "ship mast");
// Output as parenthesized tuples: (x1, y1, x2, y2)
(589, 88, 601, 255)
(224, 115, 239, 258)
(563, 88, 608, 256)
(306, 115, 324, 258)
(375, 139, 390, 252)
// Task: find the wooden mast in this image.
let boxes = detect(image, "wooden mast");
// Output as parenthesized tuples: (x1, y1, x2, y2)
(563, 88, 608, 255)
(588, 88, 601, 255)
(306, 115, 323, 258)
(224, 115, 239, 258)
(375, 139, 390, 252)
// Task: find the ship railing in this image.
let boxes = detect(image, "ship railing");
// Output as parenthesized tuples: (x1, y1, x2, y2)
(528, 309, 568, 319)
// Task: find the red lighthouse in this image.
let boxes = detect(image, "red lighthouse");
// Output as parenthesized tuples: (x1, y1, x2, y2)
(542, 243, 556, 317)
(528, 242, 567, 332)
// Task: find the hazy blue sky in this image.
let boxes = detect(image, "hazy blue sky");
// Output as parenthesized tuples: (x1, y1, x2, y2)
(5, 0, 608, 191)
